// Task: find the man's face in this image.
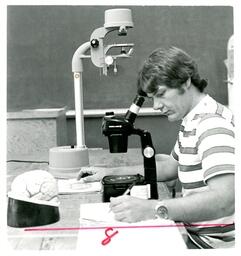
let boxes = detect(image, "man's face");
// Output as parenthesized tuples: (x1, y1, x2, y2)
(147, 84, 191, 122)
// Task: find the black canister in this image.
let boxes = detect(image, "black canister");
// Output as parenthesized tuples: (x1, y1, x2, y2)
(102, 174, 145, 202)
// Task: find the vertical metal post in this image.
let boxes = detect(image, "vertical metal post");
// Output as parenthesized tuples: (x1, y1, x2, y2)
(73, 72, 85, 148)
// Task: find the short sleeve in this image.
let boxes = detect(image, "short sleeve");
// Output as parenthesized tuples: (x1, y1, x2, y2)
(171, 140, 179, 161)
(197, 115, 235, 182)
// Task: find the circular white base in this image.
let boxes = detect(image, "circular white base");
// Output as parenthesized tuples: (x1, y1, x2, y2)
(49, 146, 89, 178)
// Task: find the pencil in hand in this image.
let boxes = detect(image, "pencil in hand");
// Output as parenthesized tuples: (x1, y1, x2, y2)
(123, 181, 136, 196)
(109, 182, 136, 213)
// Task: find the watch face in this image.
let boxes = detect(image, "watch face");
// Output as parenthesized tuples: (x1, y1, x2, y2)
(156, 205, 169, 219)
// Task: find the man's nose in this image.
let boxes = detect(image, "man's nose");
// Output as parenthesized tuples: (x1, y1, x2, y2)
(153, 98, 163, 110)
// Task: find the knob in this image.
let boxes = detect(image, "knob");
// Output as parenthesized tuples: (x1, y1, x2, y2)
(143, 146, 155, 158)
(105, 55, 114, 65)
(90, 39, 99, 48)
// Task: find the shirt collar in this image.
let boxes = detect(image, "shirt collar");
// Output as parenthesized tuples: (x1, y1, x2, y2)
(182, 94, 210, 123)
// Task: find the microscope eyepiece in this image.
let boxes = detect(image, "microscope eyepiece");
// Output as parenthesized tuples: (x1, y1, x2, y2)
(125, 95, 145, 124)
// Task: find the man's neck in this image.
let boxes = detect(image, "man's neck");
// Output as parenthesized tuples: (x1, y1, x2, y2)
(190, 86, 206, 111)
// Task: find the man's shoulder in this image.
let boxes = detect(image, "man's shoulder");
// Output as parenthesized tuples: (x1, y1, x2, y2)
(193, 96, 234, 127)
(198, 110, 234, 127)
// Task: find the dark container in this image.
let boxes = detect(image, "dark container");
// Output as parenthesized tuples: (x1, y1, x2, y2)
(7, 197, 60, 228)
(102, 174, 145, 202)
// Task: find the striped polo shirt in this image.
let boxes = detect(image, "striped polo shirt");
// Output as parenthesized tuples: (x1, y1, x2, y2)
(171, 94, 235, 249)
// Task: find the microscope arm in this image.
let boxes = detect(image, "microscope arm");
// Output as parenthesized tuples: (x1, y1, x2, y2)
(132, 128, 158, 199)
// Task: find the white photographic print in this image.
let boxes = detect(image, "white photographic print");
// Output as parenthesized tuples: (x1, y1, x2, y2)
(1, 0, 240, 255)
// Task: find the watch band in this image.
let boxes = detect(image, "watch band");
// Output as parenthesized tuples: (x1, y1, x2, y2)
(155, 201, 169, 219)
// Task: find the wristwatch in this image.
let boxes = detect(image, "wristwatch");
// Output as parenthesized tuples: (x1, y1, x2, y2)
(155, 201, 169, 219)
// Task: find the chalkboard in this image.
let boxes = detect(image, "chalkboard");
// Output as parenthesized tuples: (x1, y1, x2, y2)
(7, 6, 233, 111)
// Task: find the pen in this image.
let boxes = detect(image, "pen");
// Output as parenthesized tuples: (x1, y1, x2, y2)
(108, 181, 136, 212)
(123, 181, 136, 196)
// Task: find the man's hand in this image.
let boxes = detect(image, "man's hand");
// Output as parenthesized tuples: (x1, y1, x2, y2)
(110, 195, 158, 223)
(76, 166, 113, 182)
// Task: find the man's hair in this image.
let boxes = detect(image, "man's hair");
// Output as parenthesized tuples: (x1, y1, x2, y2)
(137, 46, 207, 96)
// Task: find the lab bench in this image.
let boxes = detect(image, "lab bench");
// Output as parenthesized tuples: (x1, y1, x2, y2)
(7, 148, 186, 250)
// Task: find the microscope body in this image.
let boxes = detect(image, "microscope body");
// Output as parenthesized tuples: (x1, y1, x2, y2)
(102, 114, 132, 153)
(102, 95, 158, 199)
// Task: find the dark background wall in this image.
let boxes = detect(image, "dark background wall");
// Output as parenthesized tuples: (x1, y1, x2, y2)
(7, 5, 233, 154)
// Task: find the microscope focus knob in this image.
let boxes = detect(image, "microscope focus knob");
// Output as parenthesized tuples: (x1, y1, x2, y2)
(143, 146, 155, 158)
(90, 39, 99, 48)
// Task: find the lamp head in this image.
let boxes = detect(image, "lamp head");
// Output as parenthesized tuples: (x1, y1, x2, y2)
(104, 9, 134, 34)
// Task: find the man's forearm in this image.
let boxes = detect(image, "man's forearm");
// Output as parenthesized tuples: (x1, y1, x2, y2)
(162, 190, 234, 223)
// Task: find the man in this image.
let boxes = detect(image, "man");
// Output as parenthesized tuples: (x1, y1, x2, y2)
(78, 47, 235, 249)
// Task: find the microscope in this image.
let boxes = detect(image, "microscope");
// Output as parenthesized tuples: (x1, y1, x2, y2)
(102, 94, 158, 200)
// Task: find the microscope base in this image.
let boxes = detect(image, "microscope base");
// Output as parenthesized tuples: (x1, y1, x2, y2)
(49, 146, 89, 178)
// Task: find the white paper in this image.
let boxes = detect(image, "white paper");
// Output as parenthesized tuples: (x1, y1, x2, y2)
(79, 202, 175, 226)
(78, 203, 186, 253)
(130, 184, 150, 199)
(58, 179, 102, 194)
